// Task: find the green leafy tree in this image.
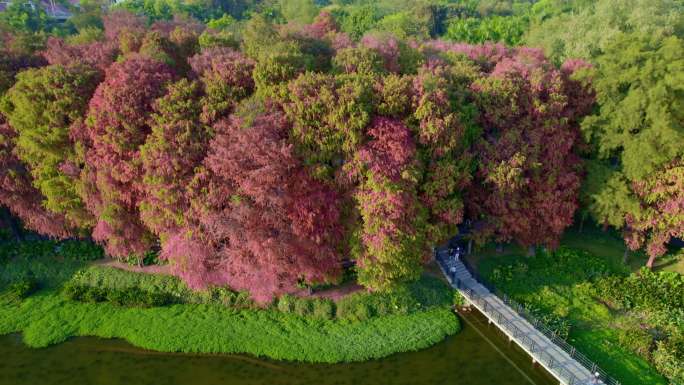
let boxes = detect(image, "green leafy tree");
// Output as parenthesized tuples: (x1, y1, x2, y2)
(0, 64, 101, 230)
(336, 5, 381, 40)
(0, 1, 50, 34)
(68, 0, 107, 32)
(445, 15, 527, 45)
(583, 35, 684, 182)
(526, 0, 683, 63)
(280, 0, 318, 24)
(241, 13, 279, 58)
(139, 79, 210, 239)
(282, 72, 372, 180)
(376, 11, 430, 40)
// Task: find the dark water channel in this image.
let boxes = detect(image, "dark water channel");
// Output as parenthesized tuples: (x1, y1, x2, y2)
(0, 310, 556, 385)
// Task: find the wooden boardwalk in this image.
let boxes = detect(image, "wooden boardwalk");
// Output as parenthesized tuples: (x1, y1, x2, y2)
(435, 248, 618, 385)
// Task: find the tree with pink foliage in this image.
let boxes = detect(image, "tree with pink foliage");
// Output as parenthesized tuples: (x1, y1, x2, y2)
(83, 56, 174, 258)
(467, 49, 592, 251)
(42, 37, 118, 73)
(348, 117, 428, 291)
(412, 59, 480, 243)
(163, 108, 343, 302)
(301, 11, 339, 40)
(188, 47, 255, 124)
(424, 41, 510, 72)
(625, 162, 684, 268)
(361, 32, 421, 74)
(102, 10, 146, 43)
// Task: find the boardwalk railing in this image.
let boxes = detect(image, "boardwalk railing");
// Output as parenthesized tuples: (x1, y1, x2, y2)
(435, 249, 621, 385)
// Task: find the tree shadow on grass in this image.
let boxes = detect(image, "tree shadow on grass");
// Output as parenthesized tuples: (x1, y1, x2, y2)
(0, 239, 103, 291)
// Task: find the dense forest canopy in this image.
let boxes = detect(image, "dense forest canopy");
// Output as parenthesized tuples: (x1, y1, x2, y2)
(0, 0, 682, 300)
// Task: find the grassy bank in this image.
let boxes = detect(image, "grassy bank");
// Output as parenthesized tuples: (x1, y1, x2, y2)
(0, 240, 460, 363)
(471, 229, 674, 385)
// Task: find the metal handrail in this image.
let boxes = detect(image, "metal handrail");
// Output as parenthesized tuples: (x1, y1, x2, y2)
(436, 250, 620, 385)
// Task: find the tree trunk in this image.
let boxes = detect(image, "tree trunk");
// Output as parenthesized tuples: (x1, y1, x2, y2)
(467, 239, 473, 255)
(623, 248, 629, 265)
(527, 245, 536, 257)
(646, 254, 657, 269)
(578, 215, 585, 233)
(496, 243, 504, 253)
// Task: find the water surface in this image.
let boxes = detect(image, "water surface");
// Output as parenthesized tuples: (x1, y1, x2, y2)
(0, 311, 556, 385)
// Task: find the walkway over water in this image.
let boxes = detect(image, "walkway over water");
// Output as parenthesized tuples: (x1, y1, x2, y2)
(435, 248, 620, 385)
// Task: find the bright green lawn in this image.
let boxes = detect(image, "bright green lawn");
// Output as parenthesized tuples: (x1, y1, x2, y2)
(0, 241, 460, 363)
(471, 227, 669, 385)
(0, 291, 458, 362)
(474, 225, 684, 274)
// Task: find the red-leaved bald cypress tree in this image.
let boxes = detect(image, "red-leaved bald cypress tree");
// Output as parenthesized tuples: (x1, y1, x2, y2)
(188, 47, 255, 124)
(412, 59, 480, 243)
(83, 56, 174, 258)
(42, 37, 119, 73)
(139, 79, 210, 239)
(348, 117, 428, 291)
(0, 121, 72, 237)
(162, 108, 343, 302)
(468, 49, 591, 249)
(626, 162, 684, 268)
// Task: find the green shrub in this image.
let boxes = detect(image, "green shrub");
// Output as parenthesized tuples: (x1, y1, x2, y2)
(0, 240, 55, 261)
(70, 266, 190, 300)
(104, 288, 126, 305)
(453, 290, 464, 307)
(61, 281, 87, 300)
(56, 240, 104, 261)
(294, 297, 313, 317)
(82, 286, 106, 303)
(230, 291, 253, 309)
(311, 298, 335, 320)
(594, 276, 626, 308)
(1, 277, 38, 303)
(277, 294, 296, 313)
(117, 250, 162, 267)
(653, 336, 684, 385)
(621, 269, 683, 312)
(63, 283, 172, 308)
(202, 287, 254, 308)
(142, 289, 172, 307)
(616, 315, 655, 361)
(335, 275, 453, 322)
(337, 295, 373, 322)
(524, 303, 571, 340)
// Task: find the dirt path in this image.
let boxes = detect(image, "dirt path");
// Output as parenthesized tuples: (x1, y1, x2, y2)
(295, 280, 365, 302)
(94, 258, 364, 301)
